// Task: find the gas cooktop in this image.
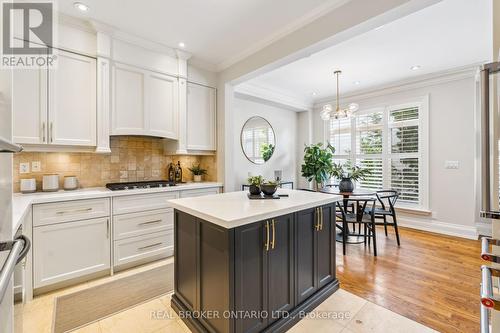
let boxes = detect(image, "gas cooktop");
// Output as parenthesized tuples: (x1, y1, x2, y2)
(106, 180, 177, 191)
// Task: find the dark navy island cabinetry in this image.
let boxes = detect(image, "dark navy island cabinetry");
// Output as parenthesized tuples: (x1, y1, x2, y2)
(169, 190, 339, 333)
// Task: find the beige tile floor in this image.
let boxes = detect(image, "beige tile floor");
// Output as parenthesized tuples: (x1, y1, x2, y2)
(17, 259, 436, 333)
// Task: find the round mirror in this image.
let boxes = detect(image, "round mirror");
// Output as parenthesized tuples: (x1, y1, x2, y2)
(240, 116, 276, 164)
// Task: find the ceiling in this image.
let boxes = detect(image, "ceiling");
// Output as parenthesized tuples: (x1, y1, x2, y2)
(240, 0, 492, 107)
(56, 0, 348, 69)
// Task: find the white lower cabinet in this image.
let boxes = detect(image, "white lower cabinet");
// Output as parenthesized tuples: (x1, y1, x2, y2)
(33, 217, 110, 289)
(113, 231, 173, 269)
(180, 187, 220, 198)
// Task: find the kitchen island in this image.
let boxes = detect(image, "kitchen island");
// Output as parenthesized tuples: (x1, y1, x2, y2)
(168, 189, 343, 333)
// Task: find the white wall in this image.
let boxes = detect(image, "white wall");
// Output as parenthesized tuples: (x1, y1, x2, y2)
(231, 96, 299, 191)
(308, 71, 479, 238)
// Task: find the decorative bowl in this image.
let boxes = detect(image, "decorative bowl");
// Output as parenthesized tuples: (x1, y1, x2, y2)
(260, 184, 278, 196)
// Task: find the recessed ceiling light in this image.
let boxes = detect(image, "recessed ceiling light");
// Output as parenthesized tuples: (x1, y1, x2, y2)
(353, 81, 361, 85)
(178, 42, 186, 48)
(73, 2, 89, 12)
(311, 92, 317, 96)
(410, 65, 421, 71)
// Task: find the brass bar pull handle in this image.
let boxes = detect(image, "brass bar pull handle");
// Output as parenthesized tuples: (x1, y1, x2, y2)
(138, 242, 162, 251)
(265, 221, 270, 251)
(138, 220, 162, 226)
(315, 208, 320, 231)
(320, 208, 323, 231)
(271, 219, 276, 250)
(42, 122, 46, 143)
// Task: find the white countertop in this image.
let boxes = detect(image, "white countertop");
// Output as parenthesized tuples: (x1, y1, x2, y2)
(168, 189, 342, 229)
(12, 182, 223, 234)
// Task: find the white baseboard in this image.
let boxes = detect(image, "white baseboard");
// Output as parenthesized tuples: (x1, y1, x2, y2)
(397, 216, 478, 240)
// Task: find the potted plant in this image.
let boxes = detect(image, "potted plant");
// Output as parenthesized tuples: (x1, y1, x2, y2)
(247, 175, 264, 195)
(188, 164, 208, 182)
(301, 143, 335, 191)
(331, 161, 371, 192)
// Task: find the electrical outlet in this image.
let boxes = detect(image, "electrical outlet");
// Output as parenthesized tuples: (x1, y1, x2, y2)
(19, 163, 30, 174)
(32, 161, 41, 172)
(445, 161, 459, 169)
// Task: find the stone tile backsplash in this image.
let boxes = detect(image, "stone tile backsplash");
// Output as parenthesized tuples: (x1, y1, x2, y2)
(13, 136, 217, 192)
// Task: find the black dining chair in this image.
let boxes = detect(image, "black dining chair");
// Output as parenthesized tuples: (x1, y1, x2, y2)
(337, 197, 378, 256)
(366, 190, 401, 246)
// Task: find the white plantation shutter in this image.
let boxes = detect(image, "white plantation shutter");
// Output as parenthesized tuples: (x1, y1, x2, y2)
(327, 102, 427, 208)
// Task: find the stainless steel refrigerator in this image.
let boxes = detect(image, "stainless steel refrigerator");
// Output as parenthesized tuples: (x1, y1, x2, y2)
(480, 61, 500, 333)
(0, 68, 28, 332)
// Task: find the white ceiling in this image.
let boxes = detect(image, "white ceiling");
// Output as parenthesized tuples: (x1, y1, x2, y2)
(241, 0, 492, 106)
(56, 0, 348, 69)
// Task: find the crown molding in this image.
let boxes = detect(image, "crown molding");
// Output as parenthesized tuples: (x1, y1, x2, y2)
(188, 58, 218, 72)
(313, 64, 481, 110)
(235, 82, 312, 112)
(89, 20, 191, 59)
(215, 0, 350, 72)
(57, 13, 96, 33)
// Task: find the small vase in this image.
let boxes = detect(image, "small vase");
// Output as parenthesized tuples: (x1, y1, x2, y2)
(193, 175, 202, 182)
(249, 185, 261, 195)
(339, 178, 354, 192)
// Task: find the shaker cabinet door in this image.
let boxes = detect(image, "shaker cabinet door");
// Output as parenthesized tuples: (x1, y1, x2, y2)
(12, 68, 48, 144)
(317, 204, 336, 289)
(33, 217, 110, 288)
(186, 82, 216, 151)
(267, 214, 294, 323)
(112, 63, 146, 135)
(234, 222, 268, 333)
(49, 50, 97, 146)
(295, 208, 318, 304)
(148, 73, 178, 139)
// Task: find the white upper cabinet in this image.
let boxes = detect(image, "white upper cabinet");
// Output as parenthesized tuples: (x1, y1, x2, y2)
(49, 51, 97, 146)
(12, 49, 97, 147)
(187, 82, 216, 151)
(12, 68, 47, 144)
(111, 63, 179, 139)
(111, 63, 146, 135)
(148, 73, 178, 139)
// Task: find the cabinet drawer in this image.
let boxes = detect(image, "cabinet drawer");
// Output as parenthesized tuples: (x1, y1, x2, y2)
(113, 192, 179, 215)
(33, 217, 111, 288)
(113, 231, 173, 267)
(113, 208, 173, 241)
(180, 187, 220, 198)
(33, 198, 110, 226)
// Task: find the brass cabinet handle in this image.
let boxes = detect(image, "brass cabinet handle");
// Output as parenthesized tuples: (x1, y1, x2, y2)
(42, 122, 46, 143)
(106, 218, 110, 238)
(314, 208, 317, 231)
(265, 220, 270, 251)
(271, 219, 276, 250)
(319, 208, 323, 231)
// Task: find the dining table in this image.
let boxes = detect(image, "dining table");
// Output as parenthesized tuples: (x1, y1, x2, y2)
(320, 186, 377, 244)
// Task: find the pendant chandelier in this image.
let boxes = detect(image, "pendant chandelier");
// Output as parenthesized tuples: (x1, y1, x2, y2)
(320, 70, 359, 121)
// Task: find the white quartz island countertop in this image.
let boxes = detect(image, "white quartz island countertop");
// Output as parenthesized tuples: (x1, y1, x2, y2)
(168, 189, 343, 229)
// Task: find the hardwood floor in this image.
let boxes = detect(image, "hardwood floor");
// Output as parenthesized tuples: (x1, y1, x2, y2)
(336, 225, 483, 333)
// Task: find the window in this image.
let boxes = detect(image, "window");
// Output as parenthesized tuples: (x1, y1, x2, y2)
(327, 98, 428, 208)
